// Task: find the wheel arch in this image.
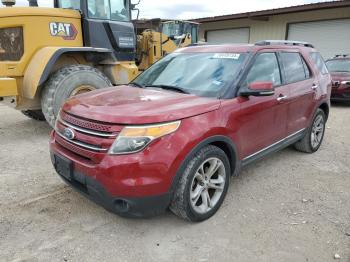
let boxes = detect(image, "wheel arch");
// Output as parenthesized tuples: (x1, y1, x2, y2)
(170, 135, 241, 193)
(23, 47, 115, 99)
(318, 102, 330, 121)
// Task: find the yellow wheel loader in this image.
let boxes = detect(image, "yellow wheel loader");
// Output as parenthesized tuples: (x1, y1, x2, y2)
(0, 0, 198, 127)
(136, 20, 199, 71)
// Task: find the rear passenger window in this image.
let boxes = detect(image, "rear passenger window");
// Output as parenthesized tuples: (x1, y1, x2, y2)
(280, 52, 309, 84)
(245, 53, 281, 87)
(310, 52, 328, 75)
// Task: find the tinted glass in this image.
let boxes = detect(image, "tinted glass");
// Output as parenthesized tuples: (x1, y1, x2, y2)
(133, 52, 248, 98)
(301, 57, 311, 79)
(310, 52, 328, 75)
(111, 0, 130, 22)
(245, 53, 281, 86)
(88, 0, 130, 21)
(58, 0, 80, 9)
(280, 52, 307, 83)
(88, 0, 110, 19)
(326, 59, 350, 73)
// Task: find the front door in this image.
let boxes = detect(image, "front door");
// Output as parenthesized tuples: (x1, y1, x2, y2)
(82, 0, 135, 61)
(235, 52, 289, 160)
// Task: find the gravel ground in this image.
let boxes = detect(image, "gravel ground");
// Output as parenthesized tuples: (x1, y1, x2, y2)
(0, 103, 349, 262)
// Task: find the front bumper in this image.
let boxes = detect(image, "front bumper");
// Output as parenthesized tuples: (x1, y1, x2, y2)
(50, 152, 172, 217)
(49, 128, 191, 217)
(0, 77, 17, 97)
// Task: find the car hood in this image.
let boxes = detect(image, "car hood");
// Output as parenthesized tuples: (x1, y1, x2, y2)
(62, 86, 220, 124)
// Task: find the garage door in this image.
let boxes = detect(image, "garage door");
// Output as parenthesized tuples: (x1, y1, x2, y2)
(206, 28, 250, 44)
(288, 19, 350, 59)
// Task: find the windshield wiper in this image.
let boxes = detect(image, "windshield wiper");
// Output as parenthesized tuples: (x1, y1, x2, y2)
(129, 82, 145, 88)
(146, 85, 190, 94)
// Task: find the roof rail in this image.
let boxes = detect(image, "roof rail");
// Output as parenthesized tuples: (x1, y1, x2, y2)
(334, 54, 350, 58)
(255, 40, 314, 48)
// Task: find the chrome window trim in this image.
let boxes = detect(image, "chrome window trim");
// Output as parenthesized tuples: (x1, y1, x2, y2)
(243, 128, 305, 161)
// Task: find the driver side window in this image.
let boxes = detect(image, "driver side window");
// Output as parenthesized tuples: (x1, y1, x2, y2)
(88, 0, 111, 20)
(245, 52, 281, 87)
(111, 0, 129, 21)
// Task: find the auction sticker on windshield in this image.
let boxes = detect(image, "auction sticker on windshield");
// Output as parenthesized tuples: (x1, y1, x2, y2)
(212, 53, 241, 59)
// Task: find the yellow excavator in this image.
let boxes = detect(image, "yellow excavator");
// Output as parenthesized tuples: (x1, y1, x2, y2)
(0, 0, 199, 127)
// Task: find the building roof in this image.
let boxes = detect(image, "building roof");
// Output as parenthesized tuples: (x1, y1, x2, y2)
(192, 1, 350, 23)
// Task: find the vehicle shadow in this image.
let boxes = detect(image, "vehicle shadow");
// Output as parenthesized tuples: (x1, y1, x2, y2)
(331, 101, 350, 107)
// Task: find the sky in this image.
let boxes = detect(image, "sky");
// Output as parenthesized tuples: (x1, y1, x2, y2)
(3, 0, 336, 19)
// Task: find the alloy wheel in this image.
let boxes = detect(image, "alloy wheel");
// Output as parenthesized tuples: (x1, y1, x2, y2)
(190, 157, 227, 214)
(311, 114, 325, 149)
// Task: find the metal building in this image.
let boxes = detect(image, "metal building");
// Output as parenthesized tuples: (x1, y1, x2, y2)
(193, 1, 350, 58)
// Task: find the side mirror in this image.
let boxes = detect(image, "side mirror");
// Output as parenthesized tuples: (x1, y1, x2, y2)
(130, 0, 140, 20)
(240, 81, 275, 97)
(130, 0, 140, 9)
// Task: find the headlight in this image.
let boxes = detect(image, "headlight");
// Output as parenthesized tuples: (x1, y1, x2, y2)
(108, 121, 181, 154)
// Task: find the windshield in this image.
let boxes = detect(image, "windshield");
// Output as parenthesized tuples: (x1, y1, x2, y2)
(162, 23, 181, 37)
(133, 52, 248, 98)
(57, 0, 81, 9)
(326, 59, 350, 73)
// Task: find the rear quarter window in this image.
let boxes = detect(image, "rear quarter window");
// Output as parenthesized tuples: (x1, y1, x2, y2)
(310, 52, 329, 75)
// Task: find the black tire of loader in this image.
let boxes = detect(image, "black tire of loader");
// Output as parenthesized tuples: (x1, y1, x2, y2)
(21, 110, 46, 121)
(41, 65, 112, 128)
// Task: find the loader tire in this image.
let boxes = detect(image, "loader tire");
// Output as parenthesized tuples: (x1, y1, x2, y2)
(21, 110, 46, 121)
(41, 65, 111, 128)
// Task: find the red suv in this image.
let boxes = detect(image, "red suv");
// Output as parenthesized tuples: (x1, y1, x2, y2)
(50, 40, 331, 222)
(326, 55, 350, 102)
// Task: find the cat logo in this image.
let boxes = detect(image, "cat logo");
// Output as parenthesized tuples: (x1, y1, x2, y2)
(49, 22, 78, 40)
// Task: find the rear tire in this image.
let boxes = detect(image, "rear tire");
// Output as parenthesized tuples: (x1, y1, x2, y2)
(21, 110, 45, 121)
(294, 109, 326, 153)
(41, 65, 111, 127)
(170, 145, 230, 222)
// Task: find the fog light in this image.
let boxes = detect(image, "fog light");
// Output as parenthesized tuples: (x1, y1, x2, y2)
(114, 199, 130, 213)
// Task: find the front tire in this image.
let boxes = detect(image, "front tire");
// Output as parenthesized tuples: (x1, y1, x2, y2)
(41, 65, 112, 127)
(294, 109, 326, 153)
(170, 145, 230, 222)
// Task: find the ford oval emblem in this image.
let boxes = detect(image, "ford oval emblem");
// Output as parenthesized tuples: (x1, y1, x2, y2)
(63, 128, 75, 140)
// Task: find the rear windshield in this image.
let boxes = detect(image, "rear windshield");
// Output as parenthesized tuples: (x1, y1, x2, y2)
(133, 52, 248, 98)
(326, 59, 350, 73)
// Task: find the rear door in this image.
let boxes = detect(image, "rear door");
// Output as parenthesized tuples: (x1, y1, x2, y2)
(236, 51, 289, 159)
(279, 52, 316, 135)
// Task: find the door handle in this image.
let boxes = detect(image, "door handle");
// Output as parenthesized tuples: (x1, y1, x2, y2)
(277, 95, 288, 102)
(311, 84, 318, 90)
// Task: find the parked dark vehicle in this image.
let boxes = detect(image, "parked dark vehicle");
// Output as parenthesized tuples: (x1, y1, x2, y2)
(326, 55, 350, 102)
(50, 40, 331, 222)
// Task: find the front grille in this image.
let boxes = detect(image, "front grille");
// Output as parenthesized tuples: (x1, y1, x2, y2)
(55, 112, 122, 162)
(0, 27, 24, 61)
(61, 111, 119, 133)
